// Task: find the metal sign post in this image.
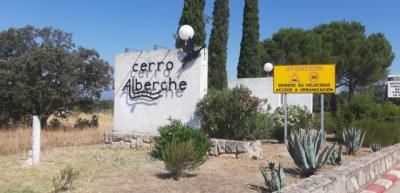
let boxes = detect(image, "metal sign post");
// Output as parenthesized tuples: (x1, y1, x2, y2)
(320, 94, 324, 134)
(284, 93, 288, 145)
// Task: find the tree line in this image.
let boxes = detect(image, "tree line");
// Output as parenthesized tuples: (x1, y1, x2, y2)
(177, 0, 395, 113)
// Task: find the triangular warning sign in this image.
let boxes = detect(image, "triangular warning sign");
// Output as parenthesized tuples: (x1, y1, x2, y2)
(289, 73, 300, 84)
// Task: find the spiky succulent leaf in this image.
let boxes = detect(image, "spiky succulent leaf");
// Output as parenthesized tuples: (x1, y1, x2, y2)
(287, 129, 334, 175)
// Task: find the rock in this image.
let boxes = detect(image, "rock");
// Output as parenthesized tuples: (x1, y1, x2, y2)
(104, 132, 112, 144)
(123, 134, 132, 142)
(111, 141, 124, 149)
(217, 139, 226, 154)
(237, 141, 250, 153)
(209, 139, 218, 156)
(130, 139, 137, 149)
(218, 154, 237, 159)
(111, 132, 125, 142)
(143, 143, 152, 151)
(225, 140, 237, 153)
(142, 135, 151, 143)
(136, 136, 143, 149)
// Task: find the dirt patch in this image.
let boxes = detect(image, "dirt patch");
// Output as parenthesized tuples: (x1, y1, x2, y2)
(0, 142, 371, 193)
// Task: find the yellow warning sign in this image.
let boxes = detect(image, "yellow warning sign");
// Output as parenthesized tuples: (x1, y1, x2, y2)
(273, 64, 336, 94)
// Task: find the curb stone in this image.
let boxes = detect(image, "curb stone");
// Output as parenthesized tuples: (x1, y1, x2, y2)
(360, 167, 400, 193)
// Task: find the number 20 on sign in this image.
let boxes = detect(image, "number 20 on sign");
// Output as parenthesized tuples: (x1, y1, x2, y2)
(273, 64, 336, 94)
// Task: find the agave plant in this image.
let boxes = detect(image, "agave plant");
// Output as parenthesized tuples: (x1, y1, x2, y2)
(329, 144, 343, 166)
(287, 129, 336, 176)
(342, 128, 366, 155)
(260, 162, 285, 191)
(370, 143, 381, 152)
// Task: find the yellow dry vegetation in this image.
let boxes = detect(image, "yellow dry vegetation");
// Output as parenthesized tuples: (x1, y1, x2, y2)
(0, 113, 113, 155)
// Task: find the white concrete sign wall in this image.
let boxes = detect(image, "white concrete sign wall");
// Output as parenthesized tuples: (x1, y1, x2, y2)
(388, 75, 400, 98)
(228, 77, 313, 112)
(114, 49, 208, 135)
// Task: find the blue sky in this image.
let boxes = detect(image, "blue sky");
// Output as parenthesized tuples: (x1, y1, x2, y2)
(1, 0, 399, 98)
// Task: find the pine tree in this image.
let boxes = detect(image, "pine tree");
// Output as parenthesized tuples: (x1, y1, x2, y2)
(208, 0, 229, 90)
(237, 0, 261, 78)
(175, 0, 206, 48)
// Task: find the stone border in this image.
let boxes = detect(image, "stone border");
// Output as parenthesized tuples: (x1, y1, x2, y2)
(104, 132, 263, 160)
(275, 143, 400, 193)
(104, 131, 157, 151)
(208, 138, 262, 160)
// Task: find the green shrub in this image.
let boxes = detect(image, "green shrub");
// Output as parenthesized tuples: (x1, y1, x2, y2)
(153, 119, 211, 180)
(196, 85, 272, 140)
(52, 165, 80, 193)
(271, 105, 313, 142)
(162, 136, 210, 180)
(351, 119, 400, 147)
(333, 92, 400, 146)
(152, 119, 211, 160)
(73, 115, 98, 129)
(49, 118, 62, 129)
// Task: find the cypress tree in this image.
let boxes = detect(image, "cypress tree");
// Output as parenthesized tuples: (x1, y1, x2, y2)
(237, 0, 261, 78)
(208, 0, 229, 90)
(175, 0, 206, 48)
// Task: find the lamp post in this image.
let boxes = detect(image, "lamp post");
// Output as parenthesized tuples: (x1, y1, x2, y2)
(263, 62, 273, 77)
(178, 25, 194, 42)
(264, 63, 287, 145)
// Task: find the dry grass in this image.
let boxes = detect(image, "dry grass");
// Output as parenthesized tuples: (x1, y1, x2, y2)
(0, 143, 373, 193)
(0, 113, 112, 155)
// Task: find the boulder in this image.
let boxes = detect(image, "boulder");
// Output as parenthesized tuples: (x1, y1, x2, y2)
(225, 140, 237, 153)
(217, 139, 226, 154)
(209, 139, 218, 156)
(237, 141, 250, 153)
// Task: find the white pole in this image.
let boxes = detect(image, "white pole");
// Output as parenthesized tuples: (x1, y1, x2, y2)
(32, 115, 41, 165)
(284, 94, 288, 145)
(321, 95, 325, 134)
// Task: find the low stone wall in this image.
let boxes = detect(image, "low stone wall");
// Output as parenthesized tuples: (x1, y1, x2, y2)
(275, 143, 400, 193)
(208, 138, 262, 159)
(104, 131, 157, 151)
(104, 132, 263, 160)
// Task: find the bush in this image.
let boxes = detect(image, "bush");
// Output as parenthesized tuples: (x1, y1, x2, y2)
(153, 119, 211, 180)
(196, 86, 272, 140)
(73, 115, 98, 129)
(271, 105, 313, 142)
(52, 165, 80, 193)
(333, 92, 400, 146)
(152, 119, 211, 160)
(351, 119, 400, 147)
(49, 118, 62, 129)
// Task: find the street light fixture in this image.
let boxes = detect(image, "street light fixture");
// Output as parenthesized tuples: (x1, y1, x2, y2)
(263, 62, 273, 76)
(178, 25, 194, 42)
(178, 25, 203, 68)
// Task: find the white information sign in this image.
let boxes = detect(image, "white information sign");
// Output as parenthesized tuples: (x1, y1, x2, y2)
(388, 75, 400, 98)
(114, 49, 208, 135)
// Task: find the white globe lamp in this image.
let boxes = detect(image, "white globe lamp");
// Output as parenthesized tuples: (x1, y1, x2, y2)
(178, 25, 194, 41)
(264, 62, 273, 72)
